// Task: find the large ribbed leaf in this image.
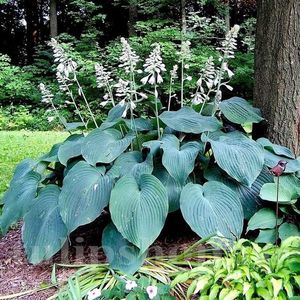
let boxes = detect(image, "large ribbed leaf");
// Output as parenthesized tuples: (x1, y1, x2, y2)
(257, 138, 295, 159)
(259, 175, 300, 204)
(180, 181, 244, 240)
(59, 161, 113, 233)
(159, 107, 221, 134)
(263, 150, 300, 173)
(208, 132, 264, 186)
(279, 223, 300, 240)
(100, 104, 126, 130)
(81, 128, 135, 165)
(40, 143, 62, 163)
(58, 134, 84, 166)
(124, 118, 153, 131)
(22, 185, 68, 264)
(108, 151, 153, 180)
(161, 134, 200, 185)
(10, 159, 37, 184)
(110, 174, 168, 253)
(219, 97, 263, 124)
(247, 208, 282, 232)
(205, 165, 273, 219)
(102, 223, 147, 274)
(0, 171, 41, 234)
(153, 166, 183, 212)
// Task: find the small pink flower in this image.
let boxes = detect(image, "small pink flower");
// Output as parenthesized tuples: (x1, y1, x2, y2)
(87, 288, 101, 300)
(125, 280, 138, 291)
(146, 285, 158, 299)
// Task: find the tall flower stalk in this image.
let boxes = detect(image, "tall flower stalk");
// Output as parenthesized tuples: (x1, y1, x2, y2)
(197, 25, 240, 153)
(39, 83, 66, 128)
(56, 71, 87, 128)
(141, 43, 166, 139)
(168, 65, 178, 111)
(194, 25, 240, 114)
(179, 41, 191, 107)
(49, 38, 98, 128)
(119, 38, 140, 104)
(95, 63, 115, 107)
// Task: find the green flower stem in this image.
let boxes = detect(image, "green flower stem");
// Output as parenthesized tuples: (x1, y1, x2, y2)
(65, 87, 87, 129)
(168, 76, 174, 111)
(154, 84, 161, 139)
(275, 175, 280, 246)
(180, 58, 184, 107)
(75, 78, 98, 128)
(106, 82, 115, 106)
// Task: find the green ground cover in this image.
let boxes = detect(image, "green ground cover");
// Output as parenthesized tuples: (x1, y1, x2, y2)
(0, 131, 68, 200)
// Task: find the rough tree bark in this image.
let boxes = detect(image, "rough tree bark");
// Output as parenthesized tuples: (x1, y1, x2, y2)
(24, 0, 39, 63)
(223, 0, 230, 32)
(50, 0, 58, 37)
(254, 0, 300, 155)
(128, 0, 137, 36)
(181, 0, 187, 34)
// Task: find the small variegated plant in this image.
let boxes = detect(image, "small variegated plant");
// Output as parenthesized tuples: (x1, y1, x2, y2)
(171, 237, 300, 299)
(1, 26, 300, 275)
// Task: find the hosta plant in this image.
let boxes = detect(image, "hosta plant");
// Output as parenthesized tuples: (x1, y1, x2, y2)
(1, 26, 300, 274)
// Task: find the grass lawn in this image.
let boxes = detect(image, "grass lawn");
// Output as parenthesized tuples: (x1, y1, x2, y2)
(0, 131, 68, 200)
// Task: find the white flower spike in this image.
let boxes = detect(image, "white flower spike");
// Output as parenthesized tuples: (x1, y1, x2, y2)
(141, 43, 166, 85)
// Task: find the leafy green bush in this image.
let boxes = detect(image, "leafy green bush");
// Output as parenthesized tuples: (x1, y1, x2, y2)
(171, 237, 300, 299)
(0, 54, 40, 104)
(0, 105, 67, 131)
(1, 29, 299, 275)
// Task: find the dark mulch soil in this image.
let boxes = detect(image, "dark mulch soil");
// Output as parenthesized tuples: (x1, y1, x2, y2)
(0, 212, 198, 300)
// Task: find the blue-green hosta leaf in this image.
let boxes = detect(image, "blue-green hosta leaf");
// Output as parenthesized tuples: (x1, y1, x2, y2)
(247, 208, 282, 232)
(59, 161, 114, 233)
(161, 134, 201, 185)
(153, 166, 183, 212)
(110, 174, 168, 253)
(100, 104, 126, 130)
(279, 175, 300, 198)
(159, 107, 221, 134)
(65, 122, 85, 131)
(255, 229, 276, 244)
(264, 150, 300, 173)
(108, 151, 153, 180)
(10, 159, 37, 184)
(81, 128, 135, 165)
(40, 143, 62, 163)
(259, 176, 299, 204)
(219, 97, 263, 124)
(102, 223, 147, 274)
(142, 140, 162, 156)
(58, 134, 84, 166)
(257, 138, 295, 159)
(205, 166, 273, 219)
(180, 181, 244, 240)
(0, 171, 41, 234)
(279, 223, 300, 241)
(22, 185, 68, 264)
(208, 132, 265, 186)
(124, 118, 153, 131)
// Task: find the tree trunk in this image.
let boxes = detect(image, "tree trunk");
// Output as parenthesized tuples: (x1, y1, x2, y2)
(224, 1, 230, 32)
(50, 0, 58, 37)
(181, 0, 187, 34)
(128, 0, 137, 36)
(24, 0, 39, 63)
(254, 0, 300, 155)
